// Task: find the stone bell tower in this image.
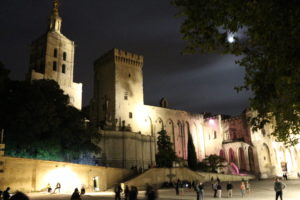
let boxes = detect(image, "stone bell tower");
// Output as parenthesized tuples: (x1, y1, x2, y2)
(91, 48, 144, 131)
(27, 0, 82, 110)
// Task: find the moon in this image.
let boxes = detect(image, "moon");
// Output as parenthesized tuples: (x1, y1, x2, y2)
(227, 34, 235, 43)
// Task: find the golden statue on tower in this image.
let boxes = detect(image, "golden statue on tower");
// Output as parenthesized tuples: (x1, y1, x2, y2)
(52, 0, 60, 16)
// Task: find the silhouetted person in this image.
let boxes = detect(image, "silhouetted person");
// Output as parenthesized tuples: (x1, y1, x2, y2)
(3, 187, 10, 200)
(124, 185, 130, 200)
(196, 182, 204, 200)
(129, 186, 138, 200)
(212, 182, 218, 198)
(147, 187, 157, 200)
(114, 184, 122, 200)
(53, 182, 61, 193)
(46, 183, 52, 193)
(10, 192, 29, 200)
(175, 179, 181, 195)
(274, 178, 286, 200)
(217, 183, 222, 198)
(70, 188, 81, 200)
(80, 186, 85, 195)
(226, 182, 233, 198)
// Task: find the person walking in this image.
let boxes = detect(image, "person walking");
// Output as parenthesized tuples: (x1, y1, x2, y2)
(2, 187, 10, 200)
(226, 182, 233, 198)
(114, 184, 122, 200)
(240, 181, 246, 198)
(129, 186, 138, 200)
(274, 177, 286, 200)
(175, 179, 181, 195)
(212, 181, 218, 198)
(245, 180, 251, 193)
(70, 188, 81, 200)
(124, 185, 130, 200)
(217, 183, 222, 198)
(195, 182, 204, 200)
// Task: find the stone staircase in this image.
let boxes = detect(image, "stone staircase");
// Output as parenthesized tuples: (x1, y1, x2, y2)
(123, 167, 205, 189)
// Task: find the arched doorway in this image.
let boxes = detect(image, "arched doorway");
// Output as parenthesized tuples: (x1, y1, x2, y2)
(219, 149, 225, 160)
(286, 149, 293, 172)
(262, 144, 272, 165)
(248, 147, 255, 172)
(229, 148, 236, 164)
(279, 147, 287, 172)
(239, 147, 246, 170)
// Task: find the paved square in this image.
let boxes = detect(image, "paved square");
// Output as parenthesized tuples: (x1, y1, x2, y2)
(28, 179, 300, 200)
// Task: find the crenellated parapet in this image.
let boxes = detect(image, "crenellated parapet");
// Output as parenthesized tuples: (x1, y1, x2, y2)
(94, 48, 144, 67)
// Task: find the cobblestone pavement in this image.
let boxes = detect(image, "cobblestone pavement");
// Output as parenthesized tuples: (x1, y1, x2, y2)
(28, 179, 300, 200)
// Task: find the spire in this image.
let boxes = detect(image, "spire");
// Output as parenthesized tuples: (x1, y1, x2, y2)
(49, 0, 62, 32)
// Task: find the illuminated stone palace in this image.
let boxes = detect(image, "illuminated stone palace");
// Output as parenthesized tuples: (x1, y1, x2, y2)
(90, 48, 300, 179)
(27, 0, 300, 179)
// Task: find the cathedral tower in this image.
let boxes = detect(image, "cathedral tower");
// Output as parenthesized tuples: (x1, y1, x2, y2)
(27, 0, 82, 110)
(92, 49, 144, 131)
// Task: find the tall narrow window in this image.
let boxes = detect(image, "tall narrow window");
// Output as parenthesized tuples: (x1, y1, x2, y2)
(63, 52, 67, 61)
(54, 48, 58, 58)
(62, 64, 66, 73)
(129, 112, 133, 119)
(53, 61, 57, 71)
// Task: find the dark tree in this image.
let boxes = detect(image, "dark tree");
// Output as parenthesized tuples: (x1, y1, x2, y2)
(172, 0, 300, 145)
(0, 66, 100, 162)
(187, 132, 197, 170)
(156, 129, 177, 167)
(203, 154, 226, 173)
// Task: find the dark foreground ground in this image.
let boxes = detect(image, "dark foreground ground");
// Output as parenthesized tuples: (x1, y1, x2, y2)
(27, 179, 300, 200)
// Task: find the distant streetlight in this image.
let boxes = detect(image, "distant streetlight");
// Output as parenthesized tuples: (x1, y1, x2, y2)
(209, 119, 215, 126)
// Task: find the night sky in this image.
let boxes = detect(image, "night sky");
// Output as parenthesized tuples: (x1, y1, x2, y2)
(0, 0, 250, 116)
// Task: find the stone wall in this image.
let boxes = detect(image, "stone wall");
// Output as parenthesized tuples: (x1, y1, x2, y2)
(98, 130, 155, 170)
(0, 156, 133, 193)
(198, 172, 255, 182)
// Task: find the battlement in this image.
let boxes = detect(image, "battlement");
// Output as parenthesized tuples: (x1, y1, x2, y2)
(94, 48, 144, 67)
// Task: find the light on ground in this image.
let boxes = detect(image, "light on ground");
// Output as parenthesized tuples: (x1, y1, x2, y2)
(43, 166, 81, 193)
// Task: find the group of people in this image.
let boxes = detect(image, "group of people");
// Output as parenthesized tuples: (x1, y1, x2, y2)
(212, 178, 251, 198)
(0, 187, 11, 200)
(46, 182, 61, 194)
(0, 188, 29, 200)
(114, 184, 139, 200)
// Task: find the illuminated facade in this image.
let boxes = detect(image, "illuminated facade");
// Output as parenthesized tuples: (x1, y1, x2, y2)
(27, 0, 82, 110)
(91, 49, 300, 179)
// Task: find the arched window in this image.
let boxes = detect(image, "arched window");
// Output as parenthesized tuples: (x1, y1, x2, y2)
(62, 64, 66, 73)
(63, 52, 67, 61)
